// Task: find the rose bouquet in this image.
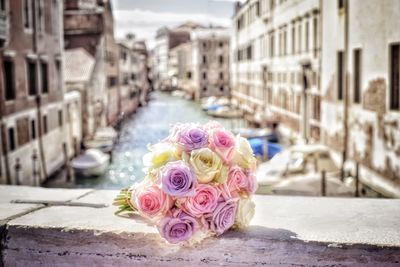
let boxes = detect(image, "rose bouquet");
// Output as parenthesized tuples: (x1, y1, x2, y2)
(113, 121, 258, 245)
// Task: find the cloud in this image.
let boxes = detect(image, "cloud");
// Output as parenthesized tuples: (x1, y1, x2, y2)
(114, 9, 232, 48)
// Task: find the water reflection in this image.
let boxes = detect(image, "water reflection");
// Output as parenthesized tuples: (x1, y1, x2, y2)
(76, 92, 246, 189)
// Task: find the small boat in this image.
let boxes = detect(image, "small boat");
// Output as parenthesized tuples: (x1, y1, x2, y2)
(201, 97, 230, 111)
(248, 138, 283, 160)
(84, 127, 118, 153)
(171, 90, 186, 98)
(70, 149, 110, 177)
(271, 173, 355, 197)
(233, 128, 272, 139)
(256, 144, 341, 194)
(207, 106, 243, 118)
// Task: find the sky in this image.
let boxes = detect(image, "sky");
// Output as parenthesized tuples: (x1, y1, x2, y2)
(111, 0, 245, 48)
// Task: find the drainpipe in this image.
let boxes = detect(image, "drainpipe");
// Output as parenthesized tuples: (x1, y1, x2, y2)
(0, 4, 11, 184)
(32, 0, 48, 182)
(341, 0, 350, 179)
(0, 55, 11, 184)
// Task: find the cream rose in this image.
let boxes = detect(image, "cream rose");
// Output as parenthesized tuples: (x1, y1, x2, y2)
(143, 143, 179, 171)
(234, 198, 255, 229)
(189, 148, 223, 183)
(232, 136, 256, 169)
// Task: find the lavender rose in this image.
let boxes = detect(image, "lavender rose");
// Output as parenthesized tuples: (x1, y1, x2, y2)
(158, 211, 199, 244)
(160, 161, 196, 197)
(208, 199, 238, 236)
(176, 125, 208, 152)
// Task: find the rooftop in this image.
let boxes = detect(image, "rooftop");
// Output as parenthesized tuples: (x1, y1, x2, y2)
(64, 48, 95, 83)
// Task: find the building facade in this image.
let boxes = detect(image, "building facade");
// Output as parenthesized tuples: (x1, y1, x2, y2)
(118, 35, 151, 117)
(153, 23, 201, 90)
(231, 0, 321, 133)
(175, 27, 231, 101)
(0, 0, 66, 185)
(320, 0, 400, 196)
(64, 0, 108, 137)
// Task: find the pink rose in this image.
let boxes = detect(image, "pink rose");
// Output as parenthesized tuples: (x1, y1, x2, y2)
(203, 121, 223, 132)
(132, 184, 174, 218)
(208, 129, 235, 163)
(181, 184, 221, 217)
(227, 166, 257, 196)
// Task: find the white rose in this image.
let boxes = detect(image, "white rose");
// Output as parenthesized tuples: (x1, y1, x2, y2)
(189, 148, 223, 183)
(232, 136, 257, 169)
(234, 198, 255, 229)
(143, 143, 179, 171)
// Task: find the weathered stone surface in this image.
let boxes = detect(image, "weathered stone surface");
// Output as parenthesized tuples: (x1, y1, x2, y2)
(0, 185, 92, 204)
(252, 195, 400, 247)
(0, 203, 42, 224)
(71, 190, 116, 206)
(1, 190, 400, 266)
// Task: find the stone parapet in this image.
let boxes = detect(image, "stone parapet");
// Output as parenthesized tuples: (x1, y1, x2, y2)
(0, 186, 399, 266)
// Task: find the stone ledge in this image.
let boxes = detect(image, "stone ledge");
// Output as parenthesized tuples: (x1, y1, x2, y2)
(0, 186, 399, 266)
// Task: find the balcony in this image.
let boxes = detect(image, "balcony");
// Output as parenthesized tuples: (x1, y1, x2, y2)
(0, 9, 8, 45)
(1, 185, 399, 266)
(64, 11, 103, 35)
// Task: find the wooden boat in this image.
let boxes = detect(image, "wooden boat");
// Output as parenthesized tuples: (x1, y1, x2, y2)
(256, 144, 344, 195)
(271, 173, 355, 197)
(84, 127, 118, 153)
(206, 106, 243, 118)
(70, 149, 110, 177)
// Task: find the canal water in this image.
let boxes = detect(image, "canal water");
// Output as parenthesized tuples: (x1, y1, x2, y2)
(74, 91, 246, 189)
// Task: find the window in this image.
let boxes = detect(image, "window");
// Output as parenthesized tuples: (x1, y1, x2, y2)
(219, 86, 224, 92)
(120, 51, 127, 61)
(3, 59, 15, 100)
(219, 42, 223, 48)
(219, 72, 224, 80)
(353, 49, 362, 103)
(202, 42, 207, 49)
(0, 0, 5, 11)
(338, 0, 345, 9)
(269, 32, 275, 57)
(298, 22, 302, 53)
(108, 76, 118, 87)
(291, 25, 296, 54)
(337, 51, 344, 100)
(41, 61, 48, 93)
(187, 71, 192, 79)
(8, 127, 16, 151)
(202, 55, 207, 64)
(38, 0, 44, 32)
(27, 60, 37, 96)
(390, 44, 400, 110)
(305, 20, 309, 52)
(52, 0, 59, 34)
(43, 115, 48, 134)
(313, 16, 318, 57)
(58, 110, 63, 127)
(202, 87, 207, 92)
(131, 73, 136, 80)
(247, 44, 252, 60)
(202, 72, 207, 80)
(255, 1, 260, 16)
(55, 59, 61, 90)
(218, 55, 224, 64)
(23, 0, 33, 29)
(31, 119, 36, 139)
(283, 28, 287, 55)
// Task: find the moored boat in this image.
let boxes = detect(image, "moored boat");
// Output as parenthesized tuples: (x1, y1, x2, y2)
(206, 106, 243, 118)
(70, 149, 110, 177)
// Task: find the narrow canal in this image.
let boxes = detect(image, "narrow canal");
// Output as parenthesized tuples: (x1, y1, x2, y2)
(73, 91, 246, 189)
